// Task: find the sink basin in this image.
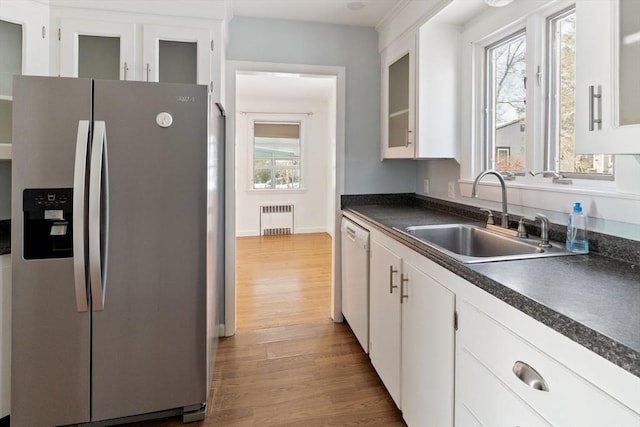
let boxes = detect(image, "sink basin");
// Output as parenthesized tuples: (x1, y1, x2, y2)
(398, 224, 576, 264)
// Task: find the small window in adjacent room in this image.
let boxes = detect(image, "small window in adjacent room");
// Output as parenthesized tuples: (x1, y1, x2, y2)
(546, 7, 614, 179)
(252, 121, 301, 190)
(485, 30, 527, 173)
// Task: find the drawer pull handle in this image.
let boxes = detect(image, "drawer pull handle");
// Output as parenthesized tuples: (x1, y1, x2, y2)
(512, 361, 549, 392)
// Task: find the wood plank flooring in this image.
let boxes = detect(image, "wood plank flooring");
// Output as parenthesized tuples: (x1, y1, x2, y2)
(135, 233, 405, 426)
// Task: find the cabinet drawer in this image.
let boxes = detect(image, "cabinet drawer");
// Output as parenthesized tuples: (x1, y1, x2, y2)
(459, 300, 639, 426)
(457, 347, 550, 427)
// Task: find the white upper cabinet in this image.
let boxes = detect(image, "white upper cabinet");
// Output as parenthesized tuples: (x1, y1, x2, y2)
(381, 32, 416, 159)
(416, 20, 459, 160)
(575, 0, 640, 154)
(59, 18, 135, 80)
(142, 25, 211, 86)
(0, 0, 50, 158)
(0, 0, 49, 82)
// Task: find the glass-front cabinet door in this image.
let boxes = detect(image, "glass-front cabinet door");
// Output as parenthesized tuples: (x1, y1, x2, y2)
(0, 19, 22, 158)
(142, 25, 211, 86)
(575, 0, 640, 154)
(59, 18, 135, 80)
(381, 33, 416, 159)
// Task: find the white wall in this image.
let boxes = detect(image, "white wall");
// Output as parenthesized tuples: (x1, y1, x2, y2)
(227, 16, 417, 195)
(235, 97, 332, 236)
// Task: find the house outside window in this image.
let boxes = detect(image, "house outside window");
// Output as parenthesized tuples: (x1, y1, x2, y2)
(251, 121, 302, 190)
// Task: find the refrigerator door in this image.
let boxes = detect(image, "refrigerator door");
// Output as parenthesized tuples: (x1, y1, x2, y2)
(11, 76, 92, 426)
(90, 80, 208, 421)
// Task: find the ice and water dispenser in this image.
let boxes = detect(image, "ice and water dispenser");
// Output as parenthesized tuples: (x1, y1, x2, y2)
(23, 188, 73, 259)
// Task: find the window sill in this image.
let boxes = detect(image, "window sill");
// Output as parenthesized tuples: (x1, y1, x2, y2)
(246, 188, 307, 195)
(458, 178, 640, 235)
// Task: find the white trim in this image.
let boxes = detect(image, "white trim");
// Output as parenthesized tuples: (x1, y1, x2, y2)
(225, 60, 346, 337)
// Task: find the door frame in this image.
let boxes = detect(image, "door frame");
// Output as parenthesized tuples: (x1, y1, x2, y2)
(224, 60, 346, 336)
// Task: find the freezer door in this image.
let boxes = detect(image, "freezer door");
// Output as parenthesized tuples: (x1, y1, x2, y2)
(11, 76, 92, 426)
(90, 80, 208, 421)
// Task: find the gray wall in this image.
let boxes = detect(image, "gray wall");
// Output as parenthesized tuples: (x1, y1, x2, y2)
(227, 16, 416, 194)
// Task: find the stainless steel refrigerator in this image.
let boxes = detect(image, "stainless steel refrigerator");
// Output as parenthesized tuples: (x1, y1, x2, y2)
(11, 76, 224, 426)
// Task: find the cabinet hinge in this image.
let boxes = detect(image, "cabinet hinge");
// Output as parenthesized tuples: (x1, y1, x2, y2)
(454, 311, 458, 331)
(58, 28, 61, 41)
(211, 40, 214, 51)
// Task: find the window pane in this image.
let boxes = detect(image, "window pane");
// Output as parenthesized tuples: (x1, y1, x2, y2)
(252, 121, 301, 190)
(487, 32, 527, 172)
(548, 10, 614, 177)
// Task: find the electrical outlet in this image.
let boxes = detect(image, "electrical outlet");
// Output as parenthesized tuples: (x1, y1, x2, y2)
(448, 181, 456, 198)
(423, 179, 430, 194)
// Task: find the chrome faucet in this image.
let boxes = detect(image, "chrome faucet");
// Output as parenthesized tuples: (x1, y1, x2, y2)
(472, 170, 509, 228)
(533, 213, 552, 248)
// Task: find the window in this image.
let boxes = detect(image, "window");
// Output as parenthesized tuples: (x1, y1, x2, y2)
(546, 7, 613, 178)
(252, 121, 301, 190)
(480, 4, 613, 181)
(485, 31, 527, 173)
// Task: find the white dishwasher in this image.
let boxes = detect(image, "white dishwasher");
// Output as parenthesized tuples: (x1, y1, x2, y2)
(341, 216, 370, 353)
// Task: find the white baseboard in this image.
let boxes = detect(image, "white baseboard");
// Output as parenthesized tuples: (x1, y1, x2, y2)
(235, 227, 330, 237)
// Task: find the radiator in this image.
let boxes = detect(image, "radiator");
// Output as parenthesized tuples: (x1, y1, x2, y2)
(260, 204, 294, 235)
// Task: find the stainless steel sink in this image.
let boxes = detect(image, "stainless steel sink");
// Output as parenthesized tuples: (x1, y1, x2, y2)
(397, 224, 576, 264)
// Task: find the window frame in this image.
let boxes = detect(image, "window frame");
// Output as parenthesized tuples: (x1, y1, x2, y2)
(544, 5, 614, 181)
(476, 1, 615, 184)
(246, 113, 307, 192)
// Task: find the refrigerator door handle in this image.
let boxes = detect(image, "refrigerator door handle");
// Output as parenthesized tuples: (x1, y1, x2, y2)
(89, 121, 109, 311)
(72, 120, 90, 313)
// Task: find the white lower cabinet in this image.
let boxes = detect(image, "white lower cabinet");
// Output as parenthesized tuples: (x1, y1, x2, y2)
(401, 259, 455, 427)
(369, 239, 402, 407)
(363, 225, 640, 427)
(455, 297, 640, 426)
(368, 232, 455, 426)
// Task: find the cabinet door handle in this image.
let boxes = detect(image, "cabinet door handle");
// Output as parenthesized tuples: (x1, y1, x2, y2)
(146, 63, 151, 82)
(123, 61, 129, 80)
(389, 265, 398, 293)
(588, 85, 602, 131)
(512, 361, 549, 392)
(400, 273, 409, 303)
(406, 129, 413, 146)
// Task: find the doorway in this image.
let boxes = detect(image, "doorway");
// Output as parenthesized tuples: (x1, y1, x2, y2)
(225, 61, 346, 336)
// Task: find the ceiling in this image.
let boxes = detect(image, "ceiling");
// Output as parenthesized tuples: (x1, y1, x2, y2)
(230, 0, 403, 27)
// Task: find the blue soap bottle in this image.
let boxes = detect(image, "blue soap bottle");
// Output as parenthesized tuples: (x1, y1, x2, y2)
(566, 202, 589, 254)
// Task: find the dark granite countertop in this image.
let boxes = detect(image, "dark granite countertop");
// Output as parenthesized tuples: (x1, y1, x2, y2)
(343, 199, 640, 377)
(0, 220, 9, 256)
